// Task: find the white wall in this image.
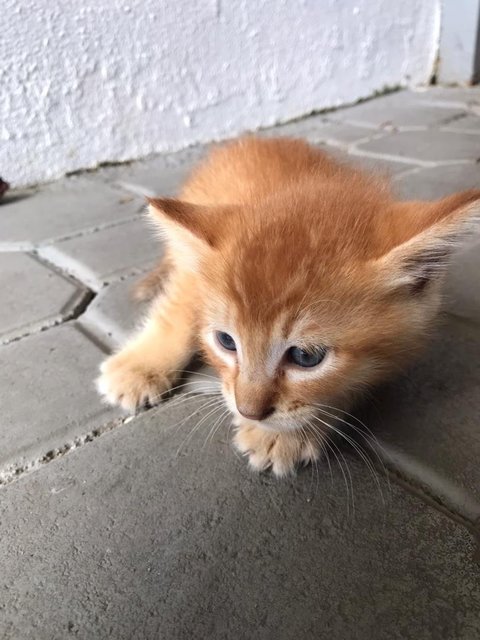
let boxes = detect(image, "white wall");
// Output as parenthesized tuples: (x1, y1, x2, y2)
(1, 0, 440, 187)
(437, 0, 480, 84)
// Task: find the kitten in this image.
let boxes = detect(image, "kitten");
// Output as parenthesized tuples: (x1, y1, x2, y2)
(97, 137, 480, 476)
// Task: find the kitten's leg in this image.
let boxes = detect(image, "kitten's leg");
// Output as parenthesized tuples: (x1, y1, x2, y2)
(234, 423, 323, 477)
(132, 254, 173, 302)
(97, 270, 198, 411)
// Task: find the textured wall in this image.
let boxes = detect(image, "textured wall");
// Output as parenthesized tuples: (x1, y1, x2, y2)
(437, 0, 480, 84)
(1, 0, 440, 187)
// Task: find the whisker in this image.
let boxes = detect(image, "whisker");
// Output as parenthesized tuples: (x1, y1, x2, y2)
(175, 399, 226, 455)
(200, 403, 229, 450)
(313, 411, 382, 478)
(167, 380, 222, 394)
(301, 421, 341, 504)
(147, 380, 221, 406)
(298, 424, 313, 484)
(203, 407, 231, 449)
(202, 404, 227, 447)
(168, 369, 221, 381)
(147, 390, 202, 417)
(159, 390, 221, 417)
(312, 402, 387, 453)
(323, 434, 353, 519)
(168, 396, 223, 437)
(311, 415, 386, 507)
(311, 403, 391, 494)
(331, 437, 355, 520)
(320, 413, 390, 497)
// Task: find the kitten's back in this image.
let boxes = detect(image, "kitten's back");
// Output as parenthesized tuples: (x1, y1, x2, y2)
(180, 137, 346, 207)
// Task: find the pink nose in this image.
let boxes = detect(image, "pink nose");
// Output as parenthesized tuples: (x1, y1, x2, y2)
(237, 405, 275, 421)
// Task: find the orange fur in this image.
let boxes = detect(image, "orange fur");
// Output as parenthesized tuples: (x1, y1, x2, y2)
(98, 137, 480, 476)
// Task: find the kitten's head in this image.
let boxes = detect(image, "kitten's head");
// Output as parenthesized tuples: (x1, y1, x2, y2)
(149, 178, 480, 432)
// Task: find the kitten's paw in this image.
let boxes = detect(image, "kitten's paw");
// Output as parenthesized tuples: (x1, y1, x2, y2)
(234, 424, 321, 477)
(97, 350, 172, 412)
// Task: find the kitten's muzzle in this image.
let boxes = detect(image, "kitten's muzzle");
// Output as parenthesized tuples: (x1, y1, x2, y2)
(237, 405, 275, 422)
(234, 376, 276, 422)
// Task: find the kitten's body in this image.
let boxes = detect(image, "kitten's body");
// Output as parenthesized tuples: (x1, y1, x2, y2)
(98, 137, 480, 476)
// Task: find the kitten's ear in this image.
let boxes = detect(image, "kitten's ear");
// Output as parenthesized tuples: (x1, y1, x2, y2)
(376, 190, 480, 295)
(148, 197, 217, 246)
(147, 197, 224, 269)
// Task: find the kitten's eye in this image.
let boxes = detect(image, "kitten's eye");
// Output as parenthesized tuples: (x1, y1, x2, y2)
(287, 346, 327, 368)
(216, 331, 237, 352)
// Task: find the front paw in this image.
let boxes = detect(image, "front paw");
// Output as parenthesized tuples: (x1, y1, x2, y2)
(97, 350, 172, 412)
(234, 424, 321, 477)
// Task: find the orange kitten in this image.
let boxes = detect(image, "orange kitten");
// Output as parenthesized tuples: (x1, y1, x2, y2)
(97, 137, 480, 476)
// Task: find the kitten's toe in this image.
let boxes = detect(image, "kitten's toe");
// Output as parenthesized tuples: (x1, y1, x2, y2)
(97, 352, 171, 412)
(248, 450, 273, 473)
(269, 435, 304, 478)
(300, 440, 321, 466)
(234, 425, 274, 472)
(234, 424, 321, 478)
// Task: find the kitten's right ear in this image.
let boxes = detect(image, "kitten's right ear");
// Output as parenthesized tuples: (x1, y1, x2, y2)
(147, 197, 223, 269)
(148, 197, 218, 245)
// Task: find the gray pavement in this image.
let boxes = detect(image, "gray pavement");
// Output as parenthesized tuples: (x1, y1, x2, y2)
(1, 88, 480, 639)
(2, 405, 479, 640)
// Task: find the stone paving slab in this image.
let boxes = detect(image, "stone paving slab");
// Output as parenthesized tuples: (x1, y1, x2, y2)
(395, 164, 480, 200)
(0, 324, 120, 477)
(329, 90, 466, 129)
(0, 403, 478, 640)
(315, 146, 416, 176)
(344, 151, 415, 176)
(364, 315, 480, 523)
(37, 218, 162, 292)
(444, 239, 480, 323)
(442, 113, 480, 133)
(414, 86, 480, 108)
(272, 117, 373, 146)
(0, 253, 90, 344)
(358, 129, 480, 164)
(100, 146, 206, 198)
(0, 177, 142, 248)
(115, 163, 193, 198)
(77, 275, 149, 349)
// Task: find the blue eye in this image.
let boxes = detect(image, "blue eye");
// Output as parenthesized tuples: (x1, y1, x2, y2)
(216, 331, 237, 351)
(287, 346, 327, 368)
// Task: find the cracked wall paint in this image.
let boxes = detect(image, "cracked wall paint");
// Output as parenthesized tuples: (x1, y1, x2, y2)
(1, 0, 440, 186)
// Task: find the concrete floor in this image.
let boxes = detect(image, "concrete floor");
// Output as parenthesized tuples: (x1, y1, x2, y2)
(1, 88, 480, 639)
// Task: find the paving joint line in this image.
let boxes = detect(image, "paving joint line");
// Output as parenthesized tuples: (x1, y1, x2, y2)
(440, 112, 471, 126)
(0, 253, 97, 346)
(0, 415, 131, 487)
(348, 145, 433, 167)
(441, 126, 480, 136)
(0, 391, 193, 487)
(384, 461, 480, 543)
(2, 394, 479, 558)
(0, 290, 95, 346)
(34, 212, 145, 247)
(0, 212, 145, 254)
(74, 319, 115, 355)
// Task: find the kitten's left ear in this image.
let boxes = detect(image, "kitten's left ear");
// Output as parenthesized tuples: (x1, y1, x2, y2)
(375, 190, 480, 294)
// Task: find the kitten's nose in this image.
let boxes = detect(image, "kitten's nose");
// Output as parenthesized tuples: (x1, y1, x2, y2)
(237, 405, 275, 421)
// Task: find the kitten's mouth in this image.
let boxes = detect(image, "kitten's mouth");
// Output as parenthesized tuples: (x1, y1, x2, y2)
(231, 411, 301, 433)
(244, 417, 277, 431)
